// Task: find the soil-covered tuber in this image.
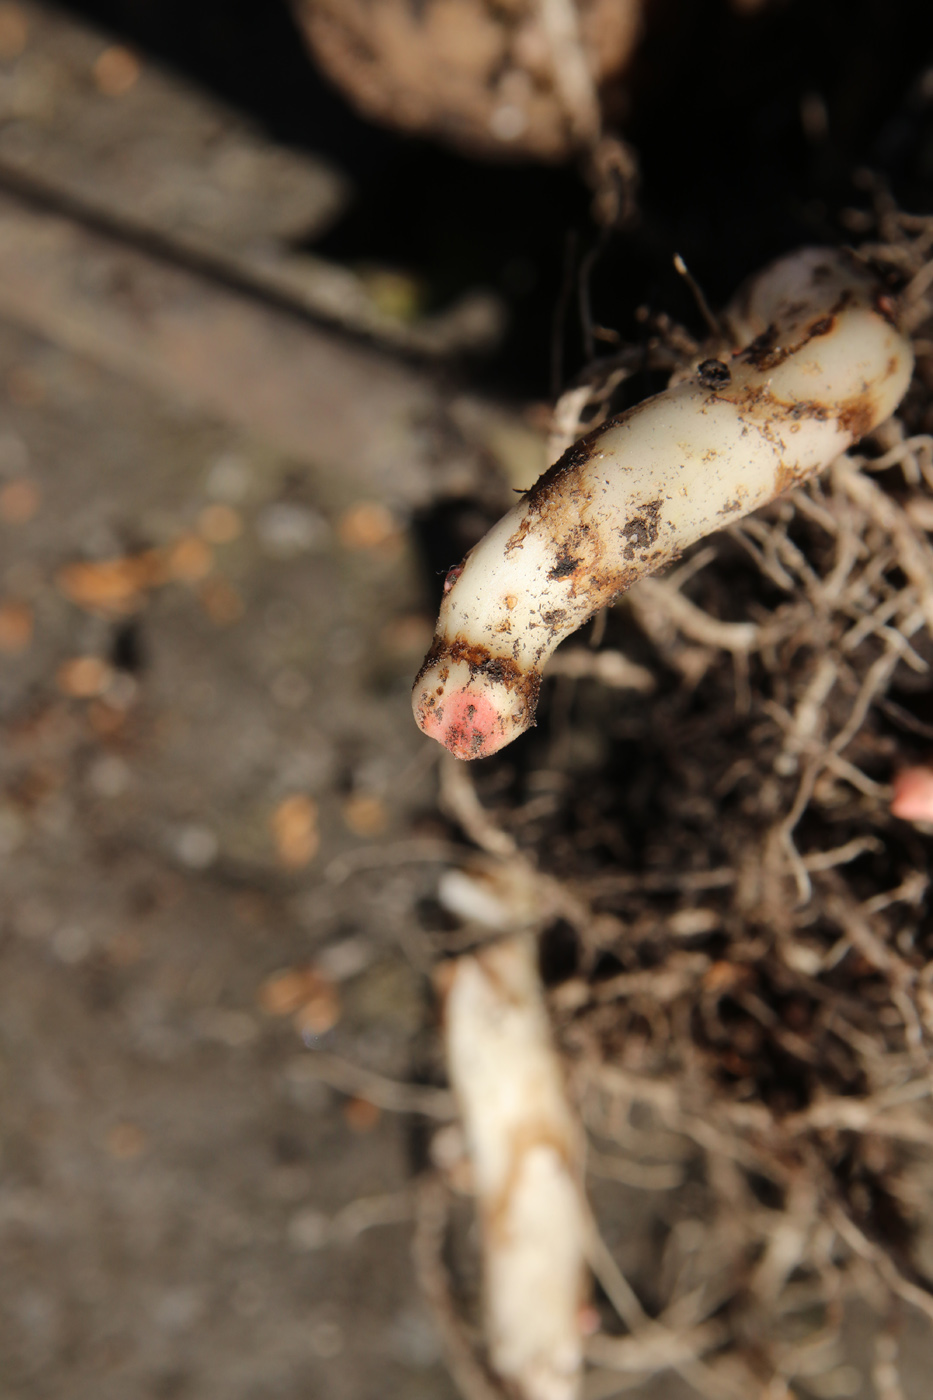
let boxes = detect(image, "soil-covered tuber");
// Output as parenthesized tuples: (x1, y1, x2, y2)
(413, 247, 914, 759)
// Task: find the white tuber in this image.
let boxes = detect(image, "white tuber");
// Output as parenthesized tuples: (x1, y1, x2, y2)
(413, 247, 914, 758)
(442, 934, 587, 1400)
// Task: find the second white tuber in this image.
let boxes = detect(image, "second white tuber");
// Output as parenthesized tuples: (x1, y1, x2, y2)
(442, 933, 587, 1400)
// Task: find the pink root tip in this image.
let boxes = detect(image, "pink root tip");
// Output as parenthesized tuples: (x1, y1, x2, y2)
(891, 766, 933, 822)
(418, 687, 504, 760)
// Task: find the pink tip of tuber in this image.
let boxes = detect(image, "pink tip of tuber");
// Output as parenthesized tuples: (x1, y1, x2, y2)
(418, 686, 504, 761)
(890, 766, 933, 823)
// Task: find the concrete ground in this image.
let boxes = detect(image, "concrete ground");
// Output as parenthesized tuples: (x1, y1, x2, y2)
(0, 7, 461, 1395)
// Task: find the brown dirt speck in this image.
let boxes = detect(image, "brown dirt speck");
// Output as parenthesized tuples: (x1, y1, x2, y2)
(621, 499, 662, 560)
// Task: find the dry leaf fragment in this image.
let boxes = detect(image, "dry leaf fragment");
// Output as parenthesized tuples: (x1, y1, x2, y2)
(93, 44, 141, 97)
(258, 964, 340, 1035)
(198, 504, 243, 544)
(293, 988, 340, 1037)
(57, 535, 231, 618)
(0, 599, 32, 652)
(341, 793, 388, 837)
(164, 535, 213, 583)
(271, 794, 320, 868)
(56, 552, 162, 614)
(259, 965, 322, 1016)
(57, 656, 114, 698)
(337, 500, 398, 551)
